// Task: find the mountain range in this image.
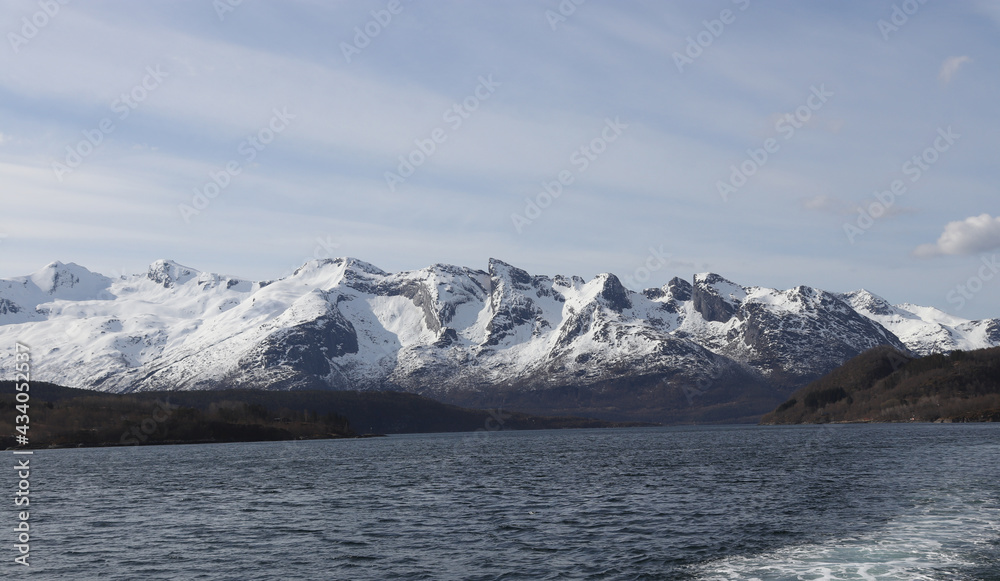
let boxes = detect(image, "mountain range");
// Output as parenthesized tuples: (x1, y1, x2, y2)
(1, 258, 997, 423)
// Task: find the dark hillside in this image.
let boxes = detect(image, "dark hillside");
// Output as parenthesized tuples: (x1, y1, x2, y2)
(0, 382, 649, 449)
(761, 346, 1000, 424)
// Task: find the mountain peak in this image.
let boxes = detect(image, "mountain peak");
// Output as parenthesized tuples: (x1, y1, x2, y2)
(341, 257, 388, 276)
(146, 259, 199, 288)
(692, 273, 746, 323)
(292, 257, 389, 279)
(488, 258, 532, 288)
(666, 277, 693, 302)
(29, 261, 111, 298)
(841, 289, 895, 317)
(595, 273, 632, 312)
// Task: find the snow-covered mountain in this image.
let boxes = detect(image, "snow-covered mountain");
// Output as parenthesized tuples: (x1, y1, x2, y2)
(1, 258, 996, 422)
(839, 290, 1000, 356)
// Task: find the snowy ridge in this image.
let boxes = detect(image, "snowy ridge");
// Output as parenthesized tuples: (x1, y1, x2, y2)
(0, 261, 114, 325)
(0, 258, 996, 416)
(840, 290, 1000, 356)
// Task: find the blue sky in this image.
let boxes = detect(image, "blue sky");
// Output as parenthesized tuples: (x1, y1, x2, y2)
(1, 0, 998, 318)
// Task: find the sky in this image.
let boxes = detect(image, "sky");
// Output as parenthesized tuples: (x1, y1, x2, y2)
(0, 0, 998, 319)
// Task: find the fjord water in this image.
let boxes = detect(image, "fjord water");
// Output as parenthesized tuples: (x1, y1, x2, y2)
(25, 424, 1000, 580)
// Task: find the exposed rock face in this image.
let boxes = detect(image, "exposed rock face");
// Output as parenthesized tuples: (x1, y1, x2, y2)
(147, 259, 197, 288)
(729, 286, 907, 385)
(667, 277, 692, 302)
(0, 299, 21, 315)
(483, 259, 547, 346)
(984, 320, 1000, 344)
(597, 274, 632, 313)
(692, 273, 742, 323)
(256, 301, 359, 374)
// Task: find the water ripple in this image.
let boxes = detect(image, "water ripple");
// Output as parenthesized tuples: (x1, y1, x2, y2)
(13, 424, 1000, 580)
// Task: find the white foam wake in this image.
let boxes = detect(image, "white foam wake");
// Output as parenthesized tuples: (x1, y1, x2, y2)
(696, 492, 1000, 580)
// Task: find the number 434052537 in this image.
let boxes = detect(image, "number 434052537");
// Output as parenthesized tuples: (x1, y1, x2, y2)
(14, 343, 30, 435)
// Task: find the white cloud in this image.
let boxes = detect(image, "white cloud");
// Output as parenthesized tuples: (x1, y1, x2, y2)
(914, 214, 1000, 257)
(801, 195, 853, 215)
(939, 56, 971, 84)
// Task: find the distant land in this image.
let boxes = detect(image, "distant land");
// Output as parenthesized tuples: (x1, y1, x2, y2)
(2, 258, 998, 426)
(0, 381, 650, 449)
(760, 346, 1000, 424)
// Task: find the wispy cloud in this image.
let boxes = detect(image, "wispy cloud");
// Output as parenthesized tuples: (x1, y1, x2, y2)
(939, 56, 971, 84)
(801, 195, 854, 215)
(800, 195, 914, 219)
(0, 1, 997, 318)
(914, 214, 1000, 258)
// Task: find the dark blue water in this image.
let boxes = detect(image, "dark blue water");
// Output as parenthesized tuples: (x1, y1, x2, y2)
(11, 424, 1000, 580)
